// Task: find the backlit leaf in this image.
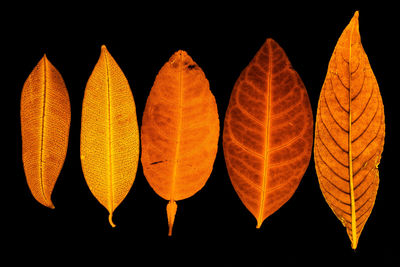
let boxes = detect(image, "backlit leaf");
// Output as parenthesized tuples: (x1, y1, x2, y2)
(223, 38, 313, 228)
(141, 50, 219, 235)
(80, 45, 139, 227)
(21, 55, 71, 208)
(314, 11, 385, 249)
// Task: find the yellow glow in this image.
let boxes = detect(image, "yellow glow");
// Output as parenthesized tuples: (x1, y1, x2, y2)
(80, 45, 139, 227)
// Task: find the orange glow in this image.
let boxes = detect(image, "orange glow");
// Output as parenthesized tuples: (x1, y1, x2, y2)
(140, 50, 219, 236)
(314, 11, 385, 249)
(223, 38, 313, 228)
(80, 45, 139, 227)
(20, 55, 71, 208)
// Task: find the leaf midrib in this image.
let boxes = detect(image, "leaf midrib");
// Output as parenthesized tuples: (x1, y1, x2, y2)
(347, 17, 358, 249)
(39, 56, 49, 206)
(104, 49, 115, 220)
(170, 52, 183, 200)
(257, 42, 272, 228)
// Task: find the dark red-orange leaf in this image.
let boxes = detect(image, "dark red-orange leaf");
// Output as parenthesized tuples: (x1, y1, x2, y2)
(223, 38, 313, 228)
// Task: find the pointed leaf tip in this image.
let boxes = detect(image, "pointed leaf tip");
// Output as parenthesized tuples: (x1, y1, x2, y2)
(265, 38, 275, 44)
(109, 213, 116, 228)
(101, 45, 108, 54)
(314, 8, 384, 249)
(41, 54, 49, 66)
(351, 11, 359, 25)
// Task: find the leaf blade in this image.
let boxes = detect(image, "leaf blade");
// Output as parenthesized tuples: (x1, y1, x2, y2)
(141, 50, 220, 235)
(223, 38, 314, 227)
(21, 55, 71, 208)
(80, 45, 139, 227)
(314, 11, 385, 249)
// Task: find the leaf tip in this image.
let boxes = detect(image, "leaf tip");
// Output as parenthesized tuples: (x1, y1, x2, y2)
(171, 50, 189, 62)
(40, 54, 49, 67)
(351, 238, 359, 250)
(176, 50, 188, 57)
(256, 219, 263, 229)
(41, 198, 55, 209)
(350, 11, 360, 26)
(265, 38, 276, 45)
(108, 212, 116, 228)
(101, 45, 109, 55)
(169, 50, 195, 70)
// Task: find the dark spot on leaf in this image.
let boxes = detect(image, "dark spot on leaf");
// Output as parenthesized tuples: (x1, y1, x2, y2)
(188, 64, 196, 70)
(150, 160, 165, 165)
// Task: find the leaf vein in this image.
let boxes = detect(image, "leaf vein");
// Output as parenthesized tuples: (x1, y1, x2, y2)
(315, 123, 349, 169)
(229, 130, 264, 159)
(331, 71, 350, 91)
(315, 141, 349, 182)
(328, 77, 350, 114)
(354, 178, 375, 203)
(351, 93, 380, 143)
(234, 102, 266, 127)
(227, 157, 262, 190)
(350, 69, 365, 102)
(352, 109, 384, 160)
(353, 150, 380, 181)
(319, 111, 349, 153)
(319, 179, 351, 210)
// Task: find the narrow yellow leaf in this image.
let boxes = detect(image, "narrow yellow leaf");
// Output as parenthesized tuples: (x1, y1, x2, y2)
(80, 45, 139, 227)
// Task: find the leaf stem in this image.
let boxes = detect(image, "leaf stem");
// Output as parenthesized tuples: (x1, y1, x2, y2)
(167, 200, 177, 236)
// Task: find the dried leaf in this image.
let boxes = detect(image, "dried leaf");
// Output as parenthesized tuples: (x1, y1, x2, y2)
(314, 11, 385, 249)
(21, 55, 71, 208)
(141, 50, 219, 236)
(223, 38, 313, 228)
(80, 45, 139, 227)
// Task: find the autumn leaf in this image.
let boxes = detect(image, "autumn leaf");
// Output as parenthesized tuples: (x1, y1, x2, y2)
(314, 11, 385, 249)
(223, 38, 313, 228)
(80, 45, 139, 227)
(21, 55, 71, 209)
(141, 50, 219, 236)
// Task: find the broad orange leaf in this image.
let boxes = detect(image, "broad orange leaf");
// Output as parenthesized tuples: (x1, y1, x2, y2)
(223, 38, 313, 228)
(80, 45, 139, 227)
(21, 55, 71, 208)
(141, 50, 219, 236)
(314, 11, 385, 249)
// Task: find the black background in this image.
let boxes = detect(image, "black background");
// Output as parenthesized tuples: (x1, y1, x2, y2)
(8, 2, 398, 266)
